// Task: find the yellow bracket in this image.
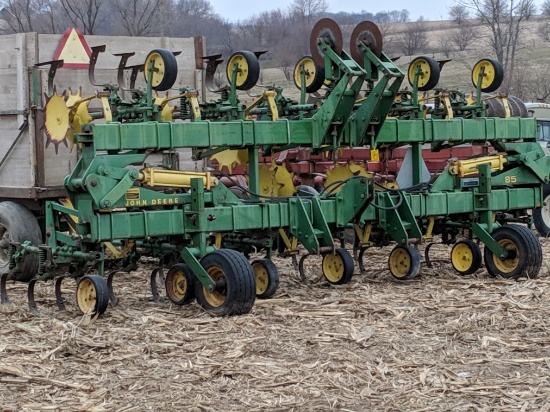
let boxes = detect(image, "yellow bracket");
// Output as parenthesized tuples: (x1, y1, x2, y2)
(245, 90, 279, 120)
(449, 155, 507, 177)
(100, 96, 112, 122)
(354, 224, 372, 247)
(278, 229, 298, 254)
(423, 216, 435, 242)
(104, 240, 135, 260)
(214, 233, 223, 249)
(441, 96, 453, 119)
(501, 97, 511, 118)
(139, 168, 217, 189)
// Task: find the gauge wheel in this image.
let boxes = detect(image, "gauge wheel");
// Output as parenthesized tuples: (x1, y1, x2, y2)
(408, 56, 440, 91)
(293, 56, 325, 93)
(484, 225, 542, 279)
(472, 58, 504, 93)
(165, 263, 195, 305)
(226, 51, 260, 91)
(322, 248, 354, 285)
(534, 183, 550, 237)
(451, 239, 482, 275)
(195, 249, 256, 316)
(388, 245, 421, 280)
(76, 274, 109, 315)
(0, 201, 42, 282)
(144, 48, 178, 91)
(251, 259, 279, 299)
(309, 18, 343, 66)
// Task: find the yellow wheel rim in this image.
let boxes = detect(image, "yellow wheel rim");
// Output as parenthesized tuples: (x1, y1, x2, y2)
(167, 269, 188, 301)
(408, 59, 432, 89)
(492, 239, 519, 273)
(451, 243, 474, 272)
(252, 262, 269, 295)
(144, 52, 166, 88)
(77, 278, 96, 313)
(202, 266, 226, 307)
(294, 57, 317, 89)
(322, 253, 344, 283)
(472, 60, 497, 90)
(389, 248, 411, 278)
(226, 54, 249, 88)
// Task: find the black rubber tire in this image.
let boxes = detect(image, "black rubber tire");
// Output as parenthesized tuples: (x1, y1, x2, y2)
(534, 183, 550, 237)
(0, 201, 42, 282)
(165, 263, 195, 305)
(251, 259, 279, 299)
(472, 58, 504, 93)
(195, 249, 256, 316)
(485, 97, 506, 118)
(451, 239, 482, 275)
(484, 225, 542, 279)
(322, 247, 354, 285)
(507, 95, 528, 118)
(388, 245, 421, 280)
(226, 51, 260, 91)
(408, 56, 440, 91)
(293, 55, 325, 93)
(144, 48, 178, 91)
(295, 185, 319, 197)
(76, 274, 109, 315)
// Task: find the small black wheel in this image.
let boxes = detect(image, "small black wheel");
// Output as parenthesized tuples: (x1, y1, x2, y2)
(534, 183, 550, 237)
(0, 201, 42, 281)
(408, 56, 440, 91)
(451, 239, 482, 275)
(76, 274, 109, 315)
(144, 49, 178, 91)
(195, 249, 256, 316)
(293, 56, 325, 93)
(388, 245, 421, 280)
(226, 51, 260, 91)
(251, 259, 279, 299)
(484, 225, 542, 279)
(165, 263, 195, 305)
(322, 248, 354, 285)
(472, 58, 504, 93)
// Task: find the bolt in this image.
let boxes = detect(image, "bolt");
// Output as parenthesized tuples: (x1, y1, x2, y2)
(90, 180, 97, 187)
(102, 200, 111, 208)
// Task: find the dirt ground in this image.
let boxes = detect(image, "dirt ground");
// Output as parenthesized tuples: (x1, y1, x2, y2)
(2, 238, 550, 412)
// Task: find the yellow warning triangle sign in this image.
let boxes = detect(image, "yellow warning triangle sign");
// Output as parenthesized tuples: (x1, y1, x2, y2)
(54, 27, 91, 69)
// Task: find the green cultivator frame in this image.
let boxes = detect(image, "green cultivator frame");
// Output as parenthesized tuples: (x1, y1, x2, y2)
(2, 19, 550, 317)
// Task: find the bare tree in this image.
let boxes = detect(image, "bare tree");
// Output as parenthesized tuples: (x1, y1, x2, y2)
(59, 0, 108, 34)
(538, 21, 550, 41)
(289, 0, 328, 24)
(456, 0, 536, 88)
(112, 0, 163, 36)
(438, 35, 455, 58)
(448, 4, 470, 24)
(541, 0, 550, 15)
(397, 18, 430, 55)
(450, 22, 477, 50)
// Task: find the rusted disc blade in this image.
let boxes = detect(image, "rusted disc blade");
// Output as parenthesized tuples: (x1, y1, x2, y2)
(309, 18, 343, 66)
(350, 21, 383, 63)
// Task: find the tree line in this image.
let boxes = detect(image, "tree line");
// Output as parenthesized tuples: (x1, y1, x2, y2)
(1, 0, 550, 100)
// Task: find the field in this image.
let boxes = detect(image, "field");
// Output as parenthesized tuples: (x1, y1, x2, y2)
(2, 237, 550, 411)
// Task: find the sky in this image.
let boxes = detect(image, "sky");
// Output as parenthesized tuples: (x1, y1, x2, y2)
(208, 0, 546, 22)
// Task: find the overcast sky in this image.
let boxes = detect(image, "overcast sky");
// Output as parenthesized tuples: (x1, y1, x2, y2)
(208, 0, 546, 22)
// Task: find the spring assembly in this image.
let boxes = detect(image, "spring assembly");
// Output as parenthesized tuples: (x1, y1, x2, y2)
(221, 89, 229, 101)
(38, 248, 46, 276)
(8, 244, 15, 270)
(180, 95, 189, 118)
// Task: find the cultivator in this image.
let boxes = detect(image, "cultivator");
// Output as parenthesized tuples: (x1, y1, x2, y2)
(2, 18, 550, 318)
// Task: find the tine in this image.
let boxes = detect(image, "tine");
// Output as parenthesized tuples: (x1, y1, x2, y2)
(27, 279, 39, 316)
(55, 276, 67, 311)
(35, 60, 64, 96)
(291, 255, 298, 271)
(298, 254, 310, 283)
(113, 52, 135, 88)
(150, 268, 162, 303)
(1, 272, 10, 304)
(107, 271, 119, 306)
(88, 45, 107, 86)
(158, 267, 166, 283)
(358, 247, 368, 274)
(424, 242, 435, 268)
